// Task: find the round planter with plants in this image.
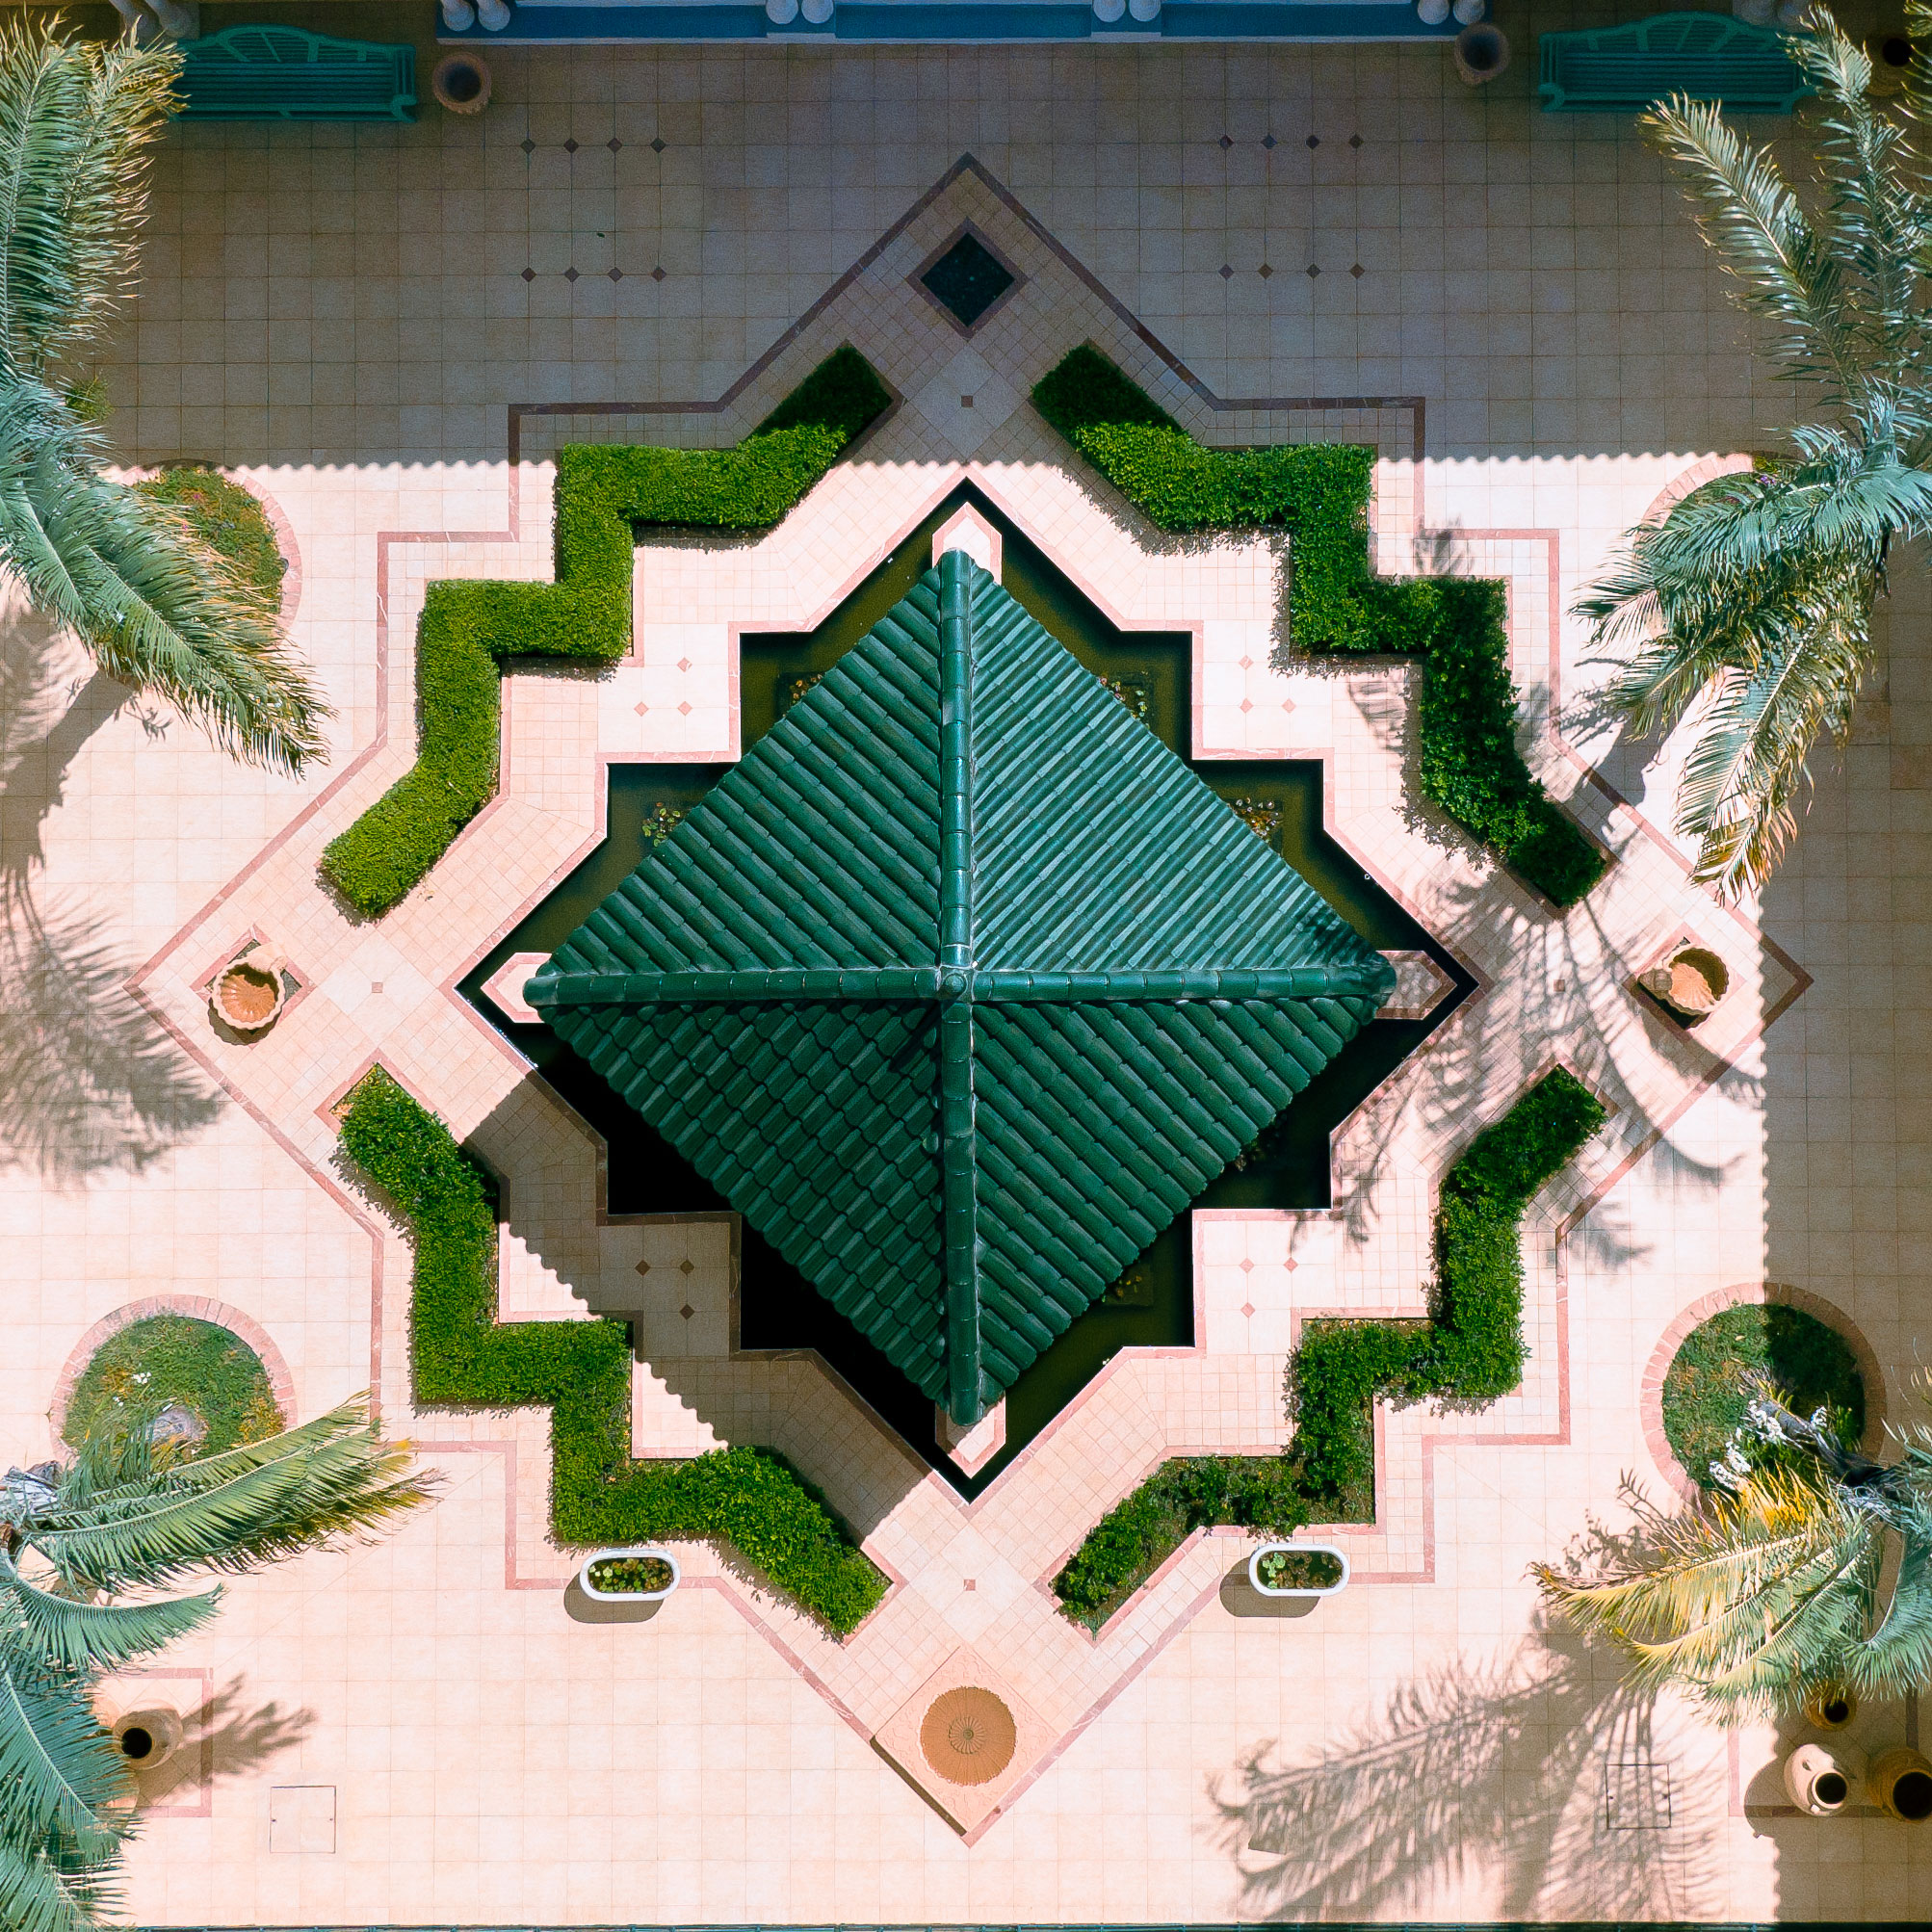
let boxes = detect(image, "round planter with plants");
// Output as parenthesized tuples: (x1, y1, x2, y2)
(1248, 1541, 1350, 1599)
(1661, 1301, 1866, 1492)
(137, 464, 290, 614)
(579, 1547, 681, 1603)
(63, 1315, 285, 1459)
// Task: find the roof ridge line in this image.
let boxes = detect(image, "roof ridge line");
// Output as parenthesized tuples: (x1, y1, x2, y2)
(937, 548, 984, 1428)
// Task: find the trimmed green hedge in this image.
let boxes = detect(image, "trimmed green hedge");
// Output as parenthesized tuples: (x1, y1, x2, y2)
(337, 1066, 889, 1635)
(1031, 346, 1606, 909)
(1053, 1067, 1606, 1628)
(321, 346, 892, 918)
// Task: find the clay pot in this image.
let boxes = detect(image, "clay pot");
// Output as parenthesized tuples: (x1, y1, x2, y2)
(1785, 1739, 1866, 1815)
(111, 1707, 183, 1773)
(1802, 1684, 1857, 1731)
(1641, 946, 1730, 1023)
(1868, 34, 1914, 94)
(213, 954, 286, 1033)
(1869, 1746, 1932, 1822)
(1453, 22, 1510, 84)
(431, 53, 490, 114)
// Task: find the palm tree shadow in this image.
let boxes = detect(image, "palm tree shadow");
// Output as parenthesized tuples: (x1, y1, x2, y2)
(1210, 1632, 1725, 1921)
(0, 610, 220, 1181)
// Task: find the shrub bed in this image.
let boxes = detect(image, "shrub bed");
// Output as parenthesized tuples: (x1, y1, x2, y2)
(1053, 1067, 1606, 1627)
(321, 346, 892, 918)
(1661, 1302, 1865, 1490)
(336, 1066, 889, 1634)
(138, 464, 288, 610)
(63, 1314, 285, 1458)
(1031, 346, 1606, 909)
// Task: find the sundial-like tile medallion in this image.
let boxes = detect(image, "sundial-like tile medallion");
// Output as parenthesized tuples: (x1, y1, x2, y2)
(530, 551, 1394, 1428)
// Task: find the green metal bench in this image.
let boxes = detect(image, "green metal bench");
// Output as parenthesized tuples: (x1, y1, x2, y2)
(1537, 12, 1813, 114)
(177, 25, 417, 121)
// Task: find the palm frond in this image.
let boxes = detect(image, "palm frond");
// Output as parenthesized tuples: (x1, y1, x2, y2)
(0, 1825, 120, 1932)
(0, 20, 179, 376)
(0, 379, 328, 774)
(0, 1548, 220, 1673)
(0, 1660, 128, 1861)
(35, 1396, 434, 1594)
(1838, 1528, 1932, 1701)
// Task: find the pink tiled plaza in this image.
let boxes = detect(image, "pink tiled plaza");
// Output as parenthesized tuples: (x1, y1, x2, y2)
(7, 2, 1930, 1922)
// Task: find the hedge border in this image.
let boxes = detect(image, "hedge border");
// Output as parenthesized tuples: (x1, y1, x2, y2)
(1051, 1067, 1606, 1628)
(1031, 346, 1607, 909)
(320, 346, 892, 918)
(336, 1066, 890, 1635)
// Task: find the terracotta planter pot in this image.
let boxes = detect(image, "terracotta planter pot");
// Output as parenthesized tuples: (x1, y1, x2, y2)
(112, 1707, 183, 1773)
(1641, 946, 1730, 1023)
(1869, 1746, 1932, 1822)
(1453, 22, 1509, 83)
(1802, 1684, 1856, 1731)
(213, 955, 286, 1033)
(1784, 1739, 1866, 1815)
(431, 53, 490, 114)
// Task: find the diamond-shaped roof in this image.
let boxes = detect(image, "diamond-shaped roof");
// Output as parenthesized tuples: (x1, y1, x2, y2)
(530, 550, 1394, 1426)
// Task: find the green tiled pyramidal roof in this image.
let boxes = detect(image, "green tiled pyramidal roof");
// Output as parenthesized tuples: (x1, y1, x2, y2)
(531, 549, 1395, 1428)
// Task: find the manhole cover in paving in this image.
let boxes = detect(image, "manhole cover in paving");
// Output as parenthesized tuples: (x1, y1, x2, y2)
(920, 1684, 1016, 1785)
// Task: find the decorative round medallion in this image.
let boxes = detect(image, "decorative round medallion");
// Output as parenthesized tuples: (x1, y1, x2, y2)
(919, 1685, 1016, 1786)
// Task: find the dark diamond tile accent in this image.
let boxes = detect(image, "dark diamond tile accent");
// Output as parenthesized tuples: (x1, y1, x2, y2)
(1349, 133, 1364, 147)
(520, 267, 535, 282)
(1258, 263, 1273, 279)
(564, 267, 580, 282)
(679, 1259, 695, 1275)
(1306, 263, 1320, 277)
(919, 231, 1016, 328)
(650, 136, 666, 152)
(1306, 134, 1319, 148)
(1218, 264, 1234, 279)
(1218, 134, 1233, 148)
(651, 265, 666, 281)
(563, 138, 579, 153)
(1262, 134, 1276, 149)
(679, 1302, 695, 1320)
(1350, 263, 1365, 278)
(609, 267, 624, 281)
(519, 137, 535, 155)
(608, 137, 623, 152)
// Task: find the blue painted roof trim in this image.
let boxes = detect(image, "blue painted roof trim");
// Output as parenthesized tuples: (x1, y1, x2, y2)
(444, 2, 1455, 42)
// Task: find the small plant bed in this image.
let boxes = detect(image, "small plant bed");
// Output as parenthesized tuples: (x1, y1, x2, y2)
(584, 1552, 677, 1596)
(138, 464, 288, 610)
(1030, 346, 1606, 909)
(63, 1315, 285, 1458)
(321, 346, 892, 918)
(1054, 1068, 1606, 1628)
(1661, 1302, 1865, 1491)
(1251, 1544, 1346, 1593)
(336, 1066, 887, 1635)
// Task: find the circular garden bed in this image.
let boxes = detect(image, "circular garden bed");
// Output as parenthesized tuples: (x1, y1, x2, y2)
(138, 465, 289, 612)
(63, 1315, 285, 1458)
(1661, 1302, 1866, 1490)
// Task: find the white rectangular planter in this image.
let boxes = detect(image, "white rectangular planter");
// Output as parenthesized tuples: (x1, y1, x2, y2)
(578, 1546, 681, 1603)
(1248, 1540, 1349, 1598)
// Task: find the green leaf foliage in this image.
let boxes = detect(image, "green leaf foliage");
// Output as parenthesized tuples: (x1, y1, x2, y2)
(335, 1066, 889, 1635)
(135, 465, 287, 609)
(320, 346, 891, 918)
(1054, 1068, 1606, 1627)
(1030, 347, 1606, 908)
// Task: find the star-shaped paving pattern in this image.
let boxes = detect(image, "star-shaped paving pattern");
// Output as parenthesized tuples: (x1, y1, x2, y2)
(532, 551, 1394, 1426)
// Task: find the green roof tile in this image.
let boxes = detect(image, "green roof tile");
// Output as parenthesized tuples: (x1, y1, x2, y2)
(533, 550, 1394, 1427)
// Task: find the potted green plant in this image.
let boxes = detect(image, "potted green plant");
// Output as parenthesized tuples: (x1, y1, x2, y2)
(579, 1546, 681, 1603)
(1248, 1541, 1350, 1599)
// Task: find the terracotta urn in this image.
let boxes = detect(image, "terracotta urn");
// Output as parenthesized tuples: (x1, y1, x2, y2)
(111, 1707, 184, 1773)
(1453, 22, 1509, 83)
(1802, 1684, 1856, 1731)
(431, 53, 491, 114)
(1869, 1746, 1932, 1822)
(212, 953, 286, 1033)
(1784, 1739, 1866, 1815)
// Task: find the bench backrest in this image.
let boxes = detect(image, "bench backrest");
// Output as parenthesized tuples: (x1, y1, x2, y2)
(1538, 12, 1812, 114)
(178, 25, 418, 122)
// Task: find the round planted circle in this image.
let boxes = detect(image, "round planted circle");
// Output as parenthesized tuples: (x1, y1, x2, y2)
(1661, 1302, 1865, 1490)
(64, 1316, 285, 1459)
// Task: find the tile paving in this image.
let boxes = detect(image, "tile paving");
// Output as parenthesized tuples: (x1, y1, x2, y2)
(4, 3, 1929, 1919)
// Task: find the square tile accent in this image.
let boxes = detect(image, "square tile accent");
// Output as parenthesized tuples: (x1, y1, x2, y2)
(909, 346, 1020, 458)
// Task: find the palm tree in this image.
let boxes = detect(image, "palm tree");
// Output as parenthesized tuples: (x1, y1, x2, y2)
(1577, 5, 1932, 900)
(0, 1397, 431, 1932)
(1536, 1393, 1932, 1723)
(0, 19, 327, 775)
